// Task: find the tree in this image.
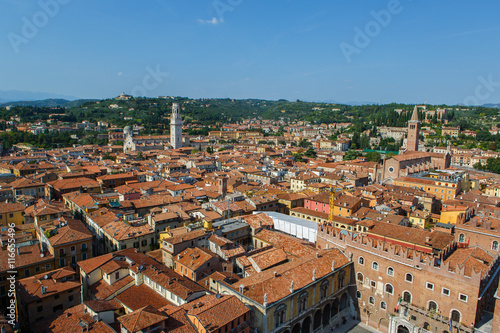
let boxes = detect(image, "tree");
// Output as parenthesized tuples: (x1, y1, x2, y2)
(136, 152, 144, 160)
(344, 150, 362, 161)
(298, 139, 312, 148)
(206, 146, 213, 154)
(359, 134, 370, 149)
(365, 151, 381, 163)
(102, 153, 114, 160)
(477, 130, 492, 142)
(304, 147, 317, 158)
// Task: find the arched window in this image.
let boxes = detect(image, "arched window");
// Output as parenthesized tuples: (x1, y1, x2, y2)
(451, 310, 461, 323)
(459, 234, 465, 242)
(338, 270, 346, 289)
(493, 241, 499, 251)
(385, 284, 394, 294)
(320, 280, 329, 300)
(372, 261, 379, 271)
(387, 267, 394, 276)
(428, 301, 437, 312)
(405, 273, 413, 283)
(357, 272, 364, 283)
(381, 301, 387, 310)
(298, 292, 308, 313)
(356, 291, 361, 299)
(423, 322, 430, 330)
(274, 304, 287, 328)
(359, 256, 365, 265)
(403, 291, 412, 303)
(369, 296, 375, 304)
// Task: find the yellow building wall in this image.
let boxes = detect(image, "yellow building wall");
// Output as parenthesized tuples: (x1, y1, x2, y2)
(440, 210, 464, 224)
(0, 210, 24, 227)
(409, 216, 425, 228)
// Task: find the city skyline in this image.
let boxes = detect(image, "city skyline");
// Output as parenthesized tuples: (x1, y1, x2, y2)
(1, 0, 500, 105)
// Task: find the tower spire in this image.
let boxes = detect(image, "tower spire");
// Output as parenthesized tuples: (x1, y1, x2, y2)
(411, 105, 420, 122)
(406, 106, 421, 152)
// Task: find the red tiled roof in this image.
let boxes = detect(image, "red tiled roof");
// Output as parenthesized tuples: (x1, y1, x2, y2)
(115, 284, 171, 311)
(118, 305, 168, 333)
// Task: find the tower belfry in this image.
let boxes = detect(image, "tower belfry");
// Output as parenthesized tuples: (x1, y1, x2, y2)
(170, 103, 183, 149)
(406, 105, 421, 152)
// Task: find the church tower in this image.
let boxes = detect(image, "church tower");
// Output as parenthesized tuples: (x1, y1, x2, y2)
(407, 105, 421, 152)
(170, 103, 183, 149)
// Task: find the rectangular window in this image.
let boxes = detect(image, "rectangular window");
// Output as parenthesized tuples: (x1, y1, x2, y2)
(459, 294, 468, 302)
(426, 282, 434, 290)
(115, 272, 119, 280)
(370, 281, 376, 288)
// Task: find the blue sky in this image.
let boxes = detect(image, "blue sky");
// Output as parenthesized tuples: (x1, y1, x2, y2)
(1, 0, 500, 104)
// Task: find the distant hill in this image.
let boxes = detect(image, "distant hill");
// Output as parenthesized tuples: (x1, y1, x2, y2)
(0, 99, 97, 108)
(483, 103, 500, 109)
(0, 90, 79, 103)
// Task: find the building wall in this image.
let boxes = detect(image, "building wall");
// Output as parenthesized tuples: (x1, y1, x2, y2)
(0, 259, 55, 308)
(304, 199, 329, 214)
(218, 264, 354, 333)
(18, 286, 80, 331)
(318, 227, 493, 331)
(455, 225, 500, 254)
(0, 210, 24, 227)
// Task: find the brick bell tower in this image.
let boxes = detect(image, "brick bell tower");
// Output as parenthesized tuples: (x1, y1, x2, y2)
(407, 105, 421, 152)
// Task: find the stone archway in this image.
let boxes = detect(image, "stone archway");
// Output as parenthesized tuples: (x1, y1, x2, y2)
(291, 323, 301, 333)
(340, 293, 348, 311)
(313, 310, 322, 330)
(378, 318, 389, 331)
(302, 316, 311, 333)
(332, 298, 339, 317)
(322, 303, 331, 327)
(397, 325, 410, 333)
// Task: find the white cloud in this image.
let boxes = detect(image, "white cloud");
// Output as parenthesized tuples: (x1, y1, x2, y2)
(117, 72, 123, 76)
(198, 17, 223, 25)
